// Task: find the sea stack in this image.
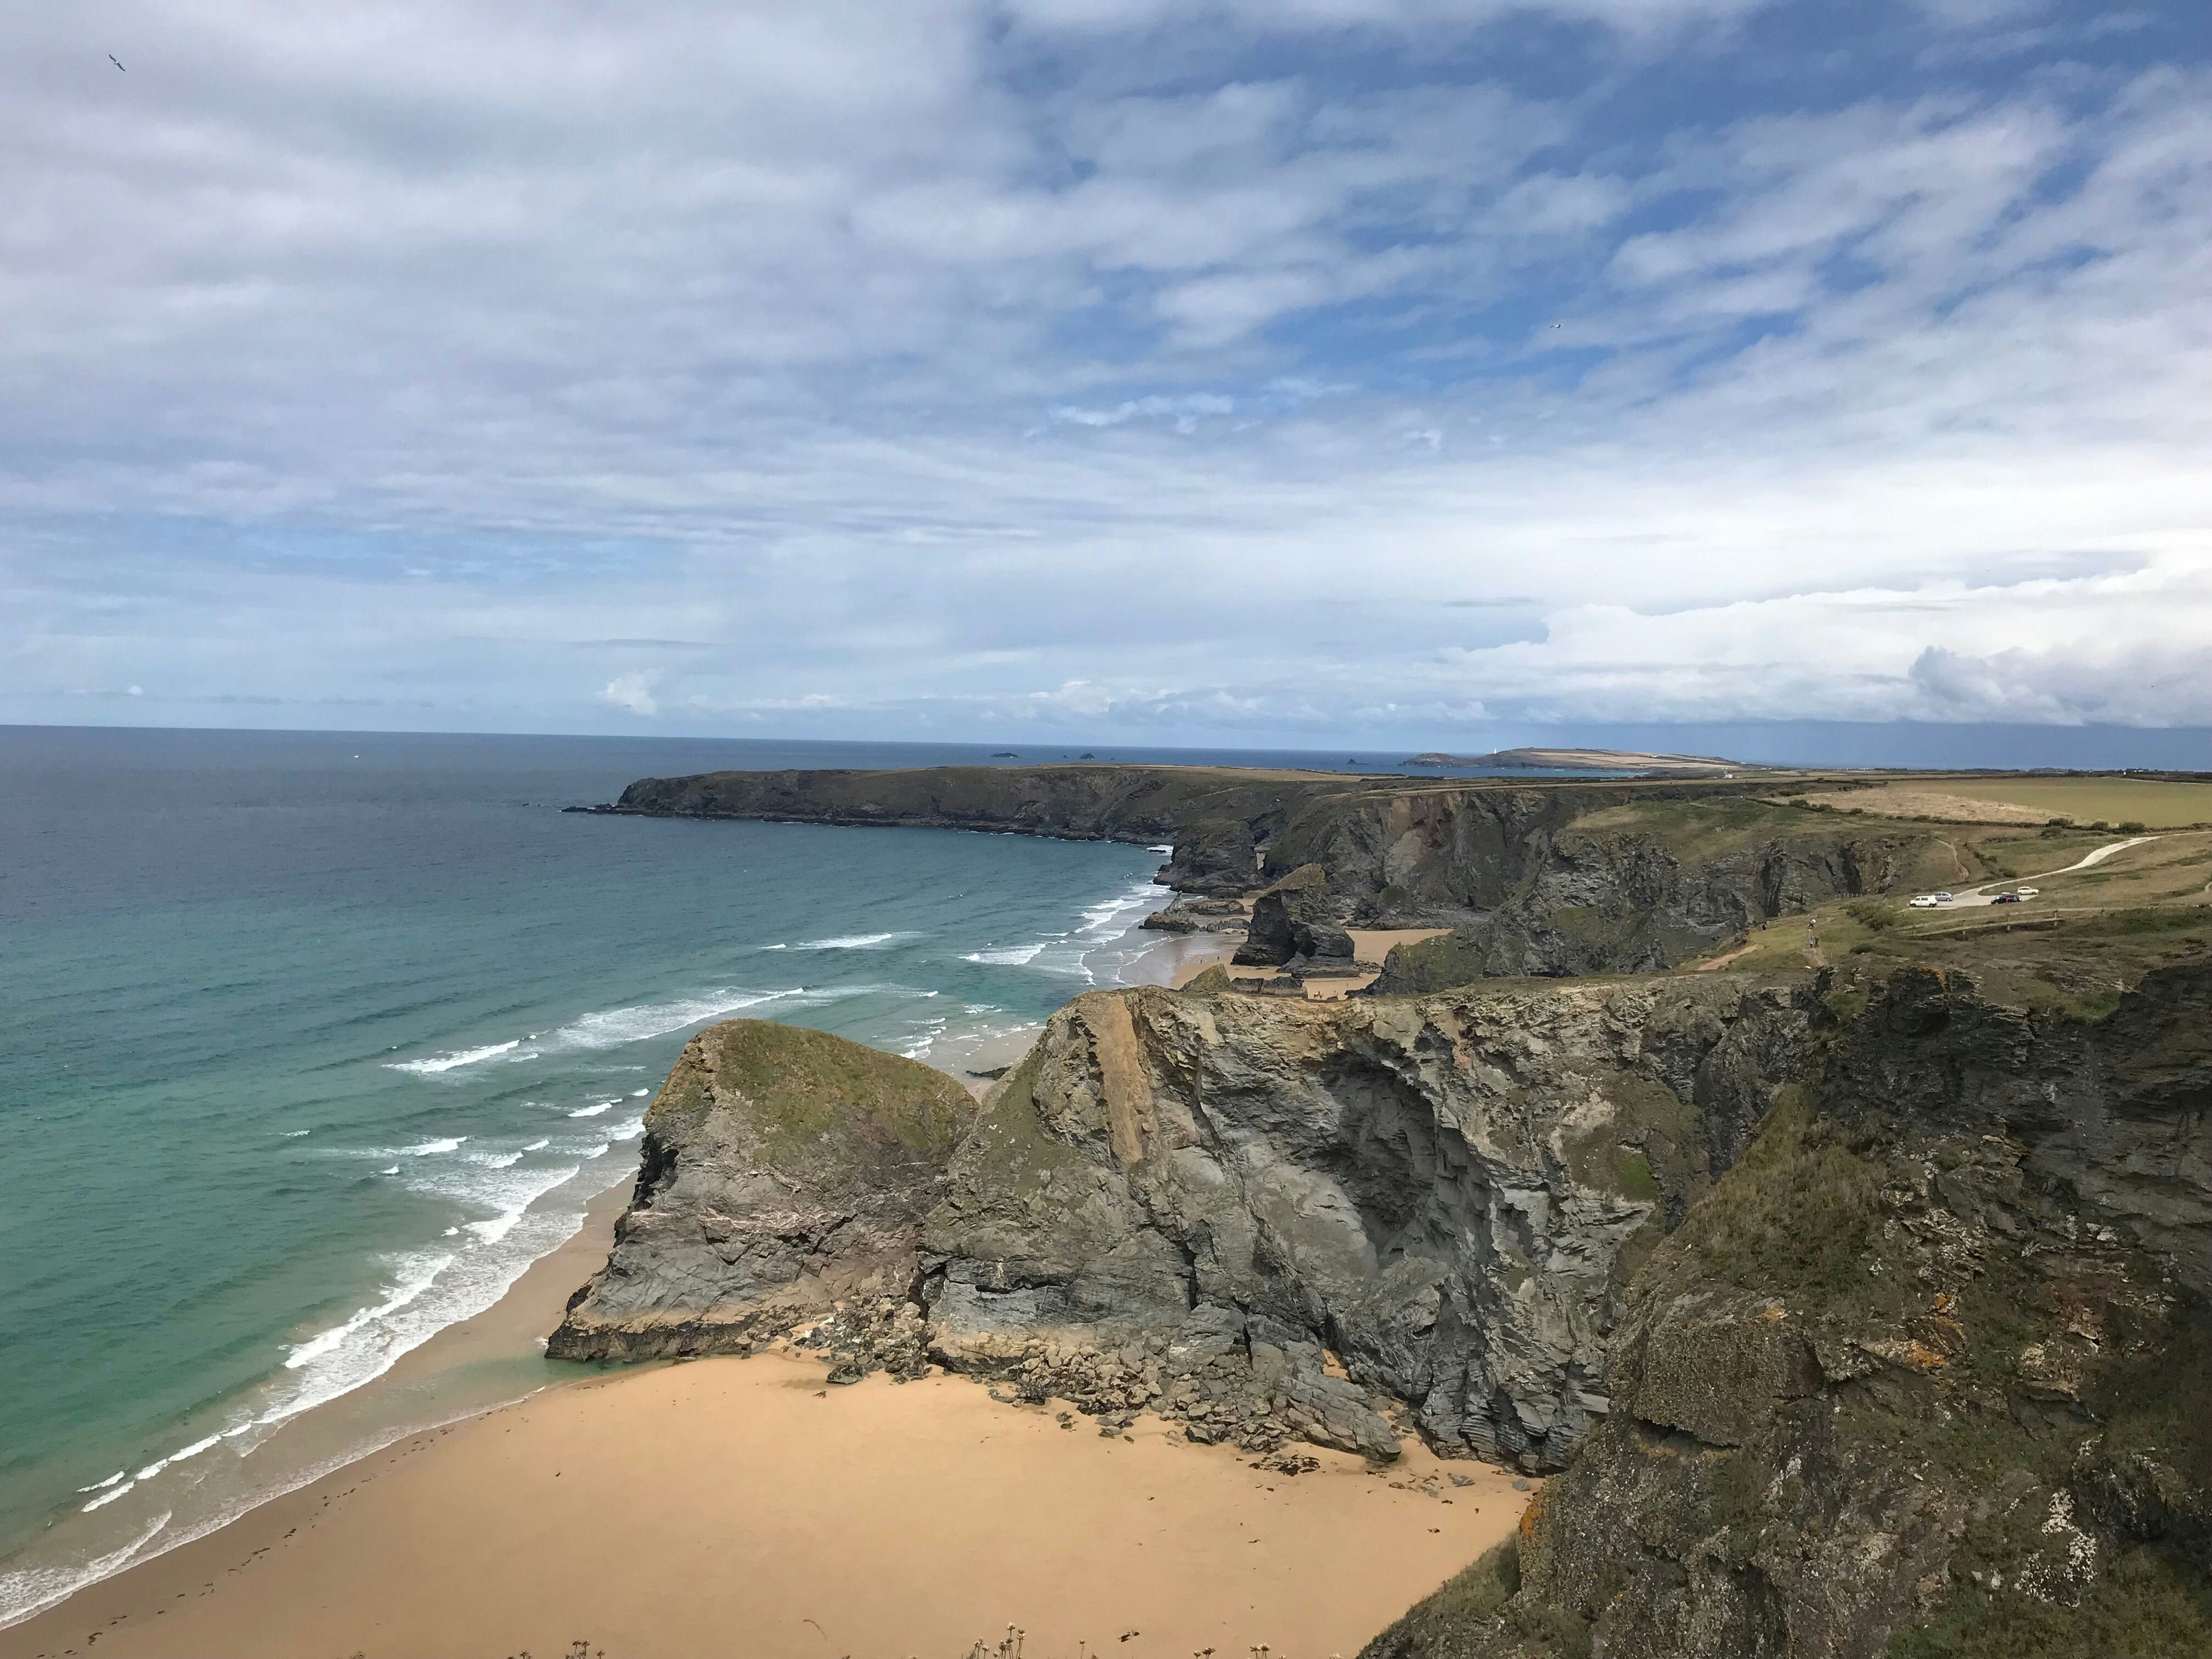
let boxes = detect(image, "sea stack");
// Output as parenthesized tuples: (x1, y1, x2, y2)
(549, 1020, 977, 1364)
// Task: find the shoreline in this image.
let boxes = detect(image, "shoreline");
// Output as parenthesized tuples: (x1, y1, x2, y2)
(0, 868, 1210, 1637)
(3, 882, 1438, 1649)
(0, 1177, 633, 1638)
(0, 1349, 1526, 1659)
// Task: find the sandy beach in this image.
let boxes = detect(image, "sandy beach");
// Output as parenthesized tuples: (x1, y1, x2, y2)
(3, 902, 1523, 1659)
(5, 1342, 1525, 1659)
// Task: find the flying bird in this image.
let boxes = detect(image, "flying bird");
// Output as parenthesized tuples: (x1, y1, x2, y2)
(109, 54, 126, 70)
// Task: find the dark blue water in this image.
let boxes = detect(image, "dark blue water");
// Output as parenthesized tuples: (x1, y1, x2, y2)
(1, 726, 1335, 1623)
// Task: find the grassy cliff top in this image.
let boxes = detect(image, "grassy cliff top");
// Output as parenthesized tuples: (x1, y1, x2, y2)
(647, 1018, 976, 1172)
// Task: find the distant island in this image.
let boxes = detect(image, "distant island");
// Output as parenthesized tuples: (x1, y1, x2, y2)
(1403, 746, 1756, 776)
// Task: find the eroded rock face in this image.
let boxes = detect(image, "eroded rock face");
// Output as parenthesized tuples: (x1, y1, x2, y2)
(921, 977, 1810, 1468)
(1371, 965, 2212, 1659)
(548, 1020, 976, 1362)
(1233, 862, 1356, 968)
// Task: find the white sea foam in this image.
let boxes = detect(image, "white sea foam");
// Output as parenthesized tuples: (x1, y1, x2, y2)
(473, 1150, 524, 1170)
(80, 1481, 135, 1513)
(543, 986, 798, 1049)
(567, 1101, 617, 1118)
(131, 1434, 223, 1484)
(282, 1129, 312, 1138)
(792, 931, 916, 950)
(284, 1256, 453, 1373)
(963, 941, 1050, 966)
(523, 1138, 549, 1152)
(2, 1511, 171, 1624)
(378, 1165, 400, 1175)
(77, 1470, 127, 1494)
(402, 1137, 465, 1156)
(250, 1171, 589, 1435)
(631, 1088, 649, 1097)
(386, 1039, 520, 1076)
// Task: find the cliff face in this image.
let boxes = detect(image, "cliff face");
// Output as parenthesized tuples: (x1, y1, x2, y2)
(549, 1020, 975, 1363)
(922, 976, 1811, 1469)
(1367, 799, 1967, 989)
(557, 974, 1813, 1470)
(1365, 964, 2212, 1659)
(592, 763, 1368, 848)
(580, 765, 1961, 983)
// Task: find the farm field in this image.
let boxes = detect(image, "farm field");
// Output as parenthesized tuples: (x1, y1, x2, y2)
(1807, 776, 2212, 828)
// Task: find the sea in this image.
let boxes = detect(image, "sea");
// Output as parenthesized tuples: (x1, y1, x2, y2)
(0, 725, 1482, 1629)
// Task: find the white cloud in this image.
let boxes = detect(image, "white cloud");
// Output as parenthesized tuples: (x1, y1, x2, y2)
(599, 673, 661, 718)
(1, 3, 2207, 743)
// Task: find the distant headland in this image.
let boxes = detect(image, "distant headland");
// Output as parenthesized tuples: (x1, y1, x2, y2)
(1402, 746, 1757, 775)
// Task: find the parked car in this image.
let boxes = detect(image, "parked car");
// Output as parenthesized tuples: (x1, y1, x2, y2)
(1993, 891, 2022, 904)
(1932, 891, 1955, 903)
(2016, 887, 2039, 898)
(1909, 895, 1940, 909)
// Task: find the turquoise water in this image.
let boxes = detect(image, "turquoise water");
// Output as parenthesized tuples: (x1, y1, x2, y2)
(0, 728, 1241, 1625)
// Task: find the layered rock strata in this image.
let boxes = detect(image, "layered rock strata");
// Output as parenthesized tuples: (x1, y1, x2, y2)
(920, 979, 1807, 1467)
(559, 974, 1813, 1470)
(1232, 862, 1357, 969)
(549, 1020, 975, 1363)
(1365, 964, 2212, 1658)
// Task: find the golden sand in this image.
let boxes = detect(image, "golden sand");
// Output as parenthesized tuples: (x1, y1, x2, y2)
(5, 1345, 1524, 1659)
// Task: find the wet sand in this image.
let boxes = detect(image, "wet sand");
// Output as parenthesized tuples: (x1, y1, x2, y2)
(4, 1350, 1526, 1659)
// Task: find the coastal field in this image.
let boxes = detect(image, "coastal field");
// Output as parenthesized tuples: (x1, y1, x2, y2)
(1803, 775, 2212, 827)
(1, 1350, 1524, 1659)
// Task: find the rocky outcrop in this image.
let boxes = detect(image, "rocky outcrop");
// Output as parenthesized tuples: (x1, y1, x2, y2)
(1137, 895, 1249, 935)
(1232, 863, 1356, 969)
(577, 765, 1959, 983)
(1369, 964, 2212, 1658)
(549, 1020, 976, 1363)
(1370, 806, 1966, 991)
(919, 975, 1811, 1468)
(556, 973, 1813, 1467)
(574, 764, 1362, 854)
(1156, 816, 1263, 895)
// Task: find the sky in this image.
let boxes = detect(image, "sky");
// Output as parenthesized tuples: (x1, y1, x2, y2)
(4, 0, 2209, 752)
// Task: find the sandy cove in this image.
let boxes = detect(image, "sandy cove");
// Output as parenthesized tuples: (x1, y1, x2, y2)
(4, 911, 1515, 1658)
(5, 1355, 1525, 1659)
(5, 1034, 1526, 1659)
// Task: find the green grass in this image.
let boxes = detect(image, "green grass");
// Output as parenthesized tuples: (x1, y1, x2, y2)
(650, 1019, 975, 1170)
(1566, 795, 1853, 865)
(1656, 1086, 1899, 1317)
(1887, 1550, 2212, 1658)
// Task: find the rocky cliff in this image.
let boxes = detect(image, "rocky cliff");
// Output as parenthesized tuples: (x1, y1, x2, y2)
(1364, 797, 1968, 989)
(577, 764, 1966, 982)
(557, 972, 1814, 1471)
(1364, 963, 2212, 1659)
(922, 974, 1812, 1468)
(549, 1020, 975, 1363)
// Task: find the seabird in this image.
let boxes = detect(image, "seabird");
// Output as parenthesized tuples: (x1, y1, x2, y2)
(109, 54, 126, 70)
